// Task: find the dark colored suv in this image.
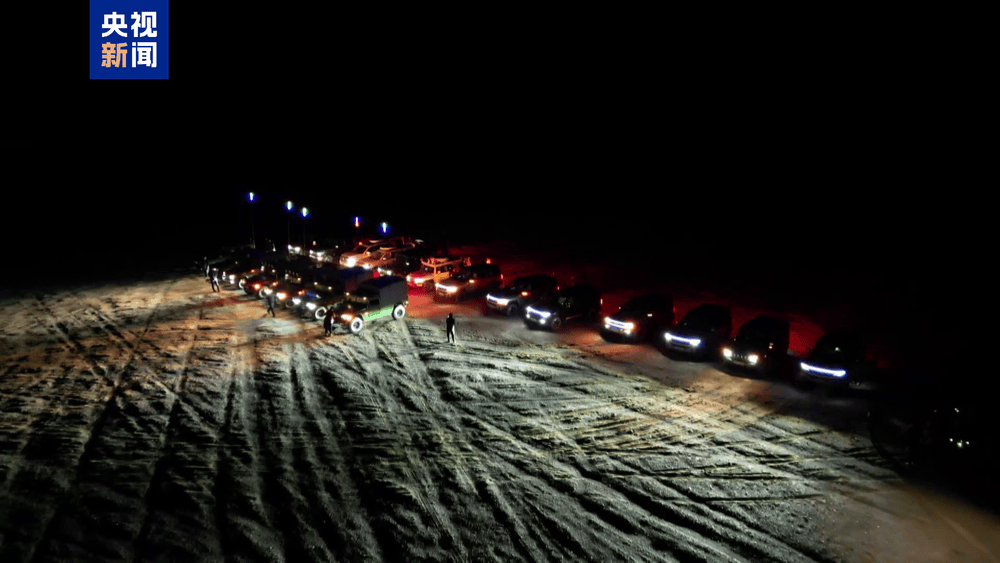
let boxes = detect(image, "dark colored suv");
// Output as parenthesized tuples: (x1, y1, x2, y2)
(485, 274, 559, 317)
(661, 304, 732, 360)
(600, 293, 675, 343)
(434, 263, 503, 301)
(523, 285, 602, 331)
(796, 329, 879, 390)
(721, 315, 790, 375)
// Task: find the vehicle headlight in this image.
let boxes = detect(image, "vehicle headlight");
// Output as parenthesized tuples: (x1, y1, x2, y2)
(346, 257, 356, 266)
(723, 348, 733, 358)
(277, 292, 287, 300)
(604, 317, 612, 326)
(306, 303, 316, 310)
(748, 354, 759, 364)
(446, 286, 457, 293)
(362, 264, 371, 269)
(341, 314, 353, 321)
(490, 296, 509, 306)
(664, 332, 673, 342)
(689, 339, 702, 347)
(622, 322, 634, 330)
(413, 277, 425, 284)
(384, 270, 393, 275)
(292, 298, 301, 305)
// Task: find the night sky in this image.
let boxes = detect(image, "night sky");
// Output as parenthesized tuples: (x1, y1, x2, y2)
(8, 7, 989, 390)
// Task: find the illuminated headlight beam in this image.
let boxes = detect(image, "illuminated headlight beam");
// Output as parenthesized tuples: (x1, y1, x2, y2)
(487, 295, 510, 306)
(664, 333, 701, 346)
(526, 306, 551, 318)
(723, 348, 733, 358)
(800, 362, 846, 377)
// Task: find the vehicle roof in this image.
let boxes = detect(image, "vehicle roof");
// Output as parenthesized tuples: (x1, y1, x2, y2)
(684, 303, 731, 317)
(623, 293, 673, 306)
(741, 314, 789, 329)
(464, 263, 499, 273)
(512, 274, 556, 284)
(559, 284, 599, 296)
(421, 256, 465, 266)
(361, 275, 405, 288)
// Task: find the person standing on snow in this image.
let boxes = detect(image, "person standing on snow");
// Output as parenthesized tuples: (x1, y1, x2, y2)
(324, 308, 334, 336)
(265, 291, 276, 317)
(209, 267, 220, 292)
(446, 312, 457, 344)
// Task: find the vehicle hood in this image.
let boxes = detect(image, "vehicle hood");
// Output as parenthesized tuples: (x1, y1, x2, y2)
(526, 299, 560, 313)
(489, 288, 528, 300)
(728, 340, 771, 355)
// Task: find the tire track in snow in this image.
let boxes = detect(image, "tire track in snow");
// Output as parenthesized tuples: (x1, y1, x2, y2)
(24, 278, 178, 563)
(409, 318, 833, 562)
(292, 331, 384, 562)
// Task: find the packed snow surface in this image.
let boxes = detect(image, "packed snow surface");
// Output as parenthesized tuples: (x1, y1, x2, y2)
(2, 257, 999, 562)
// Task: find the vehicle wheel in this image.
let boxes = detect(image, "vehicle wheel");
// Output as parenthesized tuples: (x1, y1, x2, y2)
(257, 288, 268, 299)
(349, 317, 364, 333)
(392, 304, 406, 320)
(550, 317, 562, 330)
(238, 278, 246, 289)
(315, 306, 327, 321)
(506, 303, 520, 317)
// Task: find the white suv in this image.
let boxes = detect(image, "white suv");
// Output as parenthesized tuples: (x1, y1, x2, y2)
(406, 256, 471, 291)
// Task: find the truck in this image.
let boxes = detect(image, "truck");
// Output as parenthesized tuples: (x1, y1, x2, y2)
(335, 276, 409, 334)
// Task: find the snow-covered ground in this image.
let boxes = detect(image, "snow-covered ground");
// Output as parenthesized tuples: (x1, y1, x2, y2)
(2, 244, 999, 563)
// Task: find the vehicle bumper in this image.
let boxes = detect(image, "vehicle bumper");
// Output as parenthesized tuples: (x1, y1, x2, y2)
(601, 321, 640, 340)
(486, 299, 513, 313)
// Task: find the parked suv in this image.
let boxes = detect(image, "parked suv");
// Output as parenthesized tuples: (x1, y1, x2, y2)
(295, 266, 374, 321)
(435, 263, 503, 301)
(406, 256, 471, 291)
(796, 329, 880, 390)
(523, 285, 602, 331)
(485, 274, 559, 317)
(335, 276, 409, 334)
(600, 293, 675, 342)
(662, 304, 732, 360)
(721, 315, 790, 375)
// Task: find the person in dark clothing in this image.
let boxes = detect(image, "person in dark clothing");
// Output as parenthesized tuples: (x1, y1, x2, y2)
(209, 267, 220, 292)
(446, 313, 456, 344)
(265, 292, 276, 317)
(323, 308, 334, 336)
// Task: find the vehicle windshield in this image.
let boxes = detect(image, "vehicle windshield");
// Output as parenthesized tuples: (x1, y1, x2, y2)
(421, 265, 438, 273)
(350, 245, 369, 254)
(735, 322, 772, 346)
(811, 334, 861, 363)
(347, 290, 375, 305)
(679, 307, 720, 329)
(621, 297, 656, 312)
(505, 278, 532, 291)
(450, 272, 470, 281)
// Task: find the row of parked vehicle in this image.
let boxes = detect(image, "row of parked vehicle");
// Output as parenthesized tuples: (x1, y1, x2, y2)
(201, 238, 883, 391)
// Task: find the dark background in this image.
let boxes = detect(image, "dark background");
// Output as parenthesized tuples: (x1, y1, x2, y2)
(6, 6, 990, 389)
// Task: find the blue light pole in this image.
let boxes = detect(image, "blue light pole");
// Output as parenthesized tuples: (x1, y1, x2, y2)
(301, 207, 309, 252)
(248, 192, 256, 249)
(286, 200, 293, 255)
